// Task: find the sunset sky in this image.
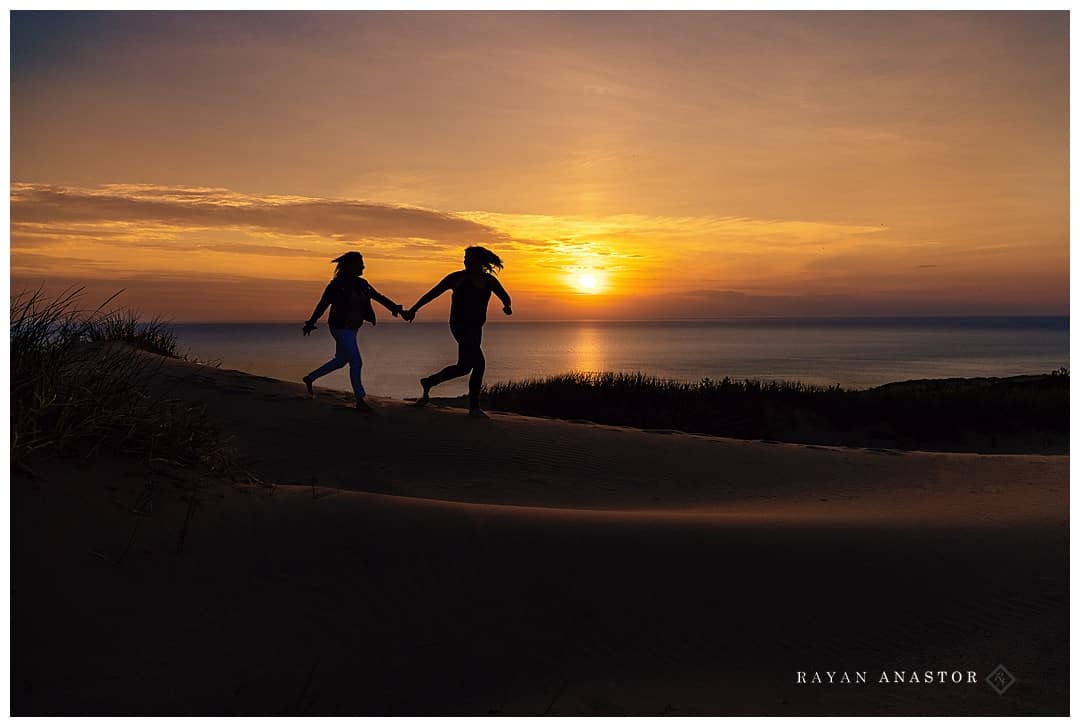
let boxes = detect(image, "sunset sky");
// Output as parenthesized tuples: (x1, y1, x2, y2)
(10, 11, 1068, 321)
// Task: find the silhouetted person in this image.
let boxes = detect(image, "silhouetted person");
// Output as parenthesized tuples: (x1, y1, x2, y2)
(404, 246, 512, 417)
(302, 251, 403, 412)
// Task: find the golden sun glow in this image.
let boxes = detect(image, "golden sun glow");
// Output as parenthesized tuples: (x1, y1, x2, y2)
(575, 272, 600, 294)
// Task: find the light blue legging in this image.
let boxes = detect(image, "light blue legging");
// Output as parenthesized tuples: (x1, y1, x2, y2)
(307, 327, 365, 401)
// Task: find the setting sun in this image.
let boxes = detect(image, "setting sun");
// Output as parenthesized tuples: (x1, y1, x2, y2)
(575, 272, 602, 294)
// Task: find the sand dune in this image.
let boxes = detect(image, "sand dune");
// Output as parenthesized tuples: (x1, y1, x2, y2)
(12, 357, 1068, 715)
(152, 360, 1066, 519)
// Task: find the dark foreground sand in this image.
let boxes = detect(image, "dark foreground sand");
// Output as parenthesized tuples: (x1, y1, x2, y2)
(12, 358, 1069, 715)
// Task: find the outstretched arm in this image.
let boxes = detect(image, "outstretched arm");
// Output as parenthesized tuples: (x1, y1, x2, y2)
(365, 282, 403, 317)
(303, 283, 334, 334)
(407, 272, 460, 316)
(490, 276, 513, 315)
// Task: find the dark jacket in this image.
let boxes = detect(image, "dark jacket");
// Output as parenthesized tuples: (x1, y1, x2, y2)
(415, 270, 513, 327)
(307, 277, 398, 330)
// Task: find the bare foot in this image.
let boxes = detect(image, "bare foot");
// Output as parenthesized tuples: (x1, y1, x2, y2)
(302, 377, 314, 399)
(356, 399, 374, 413)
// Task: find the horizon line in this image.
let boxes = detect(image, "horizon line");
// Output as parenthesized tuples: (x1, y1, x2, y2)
(168, 314, 1071, 325)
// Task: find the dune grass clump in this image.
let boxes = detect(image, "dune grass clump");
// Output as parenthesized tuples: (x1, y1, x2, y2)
(87, 308, 181, 358)
(11, 288, 231, 474)
(484, 370, 1068, 453)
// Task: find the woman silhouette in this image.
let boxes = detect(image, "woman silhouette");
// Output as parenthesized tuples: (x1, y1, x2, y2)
(302, 251, 403, 412)
(404, 246, 512, 417)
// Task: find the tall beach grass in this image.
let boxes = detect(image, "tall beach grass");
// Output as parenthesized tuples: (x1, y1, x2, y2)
(483, 370, 1068, 453)
(11, 288, 230, 474)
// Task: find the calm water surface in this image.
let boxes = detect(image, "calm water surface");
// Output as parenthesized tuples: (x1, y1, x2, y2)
(173, 318, 1069, 400)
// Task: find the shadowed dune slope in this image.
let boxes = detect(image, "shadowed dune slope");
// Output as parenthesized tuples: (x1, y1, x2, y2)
(12, 357, 1068, 715)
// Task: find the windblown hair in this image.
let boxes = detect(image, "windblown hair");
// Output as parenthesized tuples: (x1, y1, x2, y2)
(465, 246, 504, 275)
(333, 252, 364, 279)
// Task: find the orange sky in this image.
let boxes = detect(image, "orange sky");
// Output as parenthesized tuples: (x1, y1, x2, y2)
(10, 11, 1068, 321)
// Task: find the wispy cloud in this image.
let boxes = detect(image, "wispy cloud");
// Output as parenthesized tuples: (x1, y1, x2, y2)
(11, 183, 508, 245)
(10, 180, 1066, 319)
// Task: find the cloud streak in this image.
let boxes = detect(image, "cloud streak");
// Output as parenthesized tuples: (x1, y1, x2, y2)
(11, 183, 508, 245)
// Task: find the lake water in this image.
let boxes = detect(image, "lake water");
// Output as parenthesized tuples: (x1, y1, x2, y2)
(172, 318, 1069, 400)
